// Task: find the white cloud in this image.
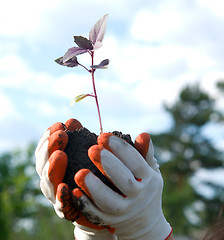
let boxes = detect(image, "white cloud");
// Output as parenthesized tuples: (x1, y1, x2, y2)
(0, 53, 89, 100)
(0, 0, 144, 49)
(26, 99, 56, 117)
(0, 0, 61, 36)
(131, 9, 184, 42)
(0, 91, 17, 120)
(197, 0, 224, 19)
(99, 36, 223, 112)
(0, 55, 32, 87)
(53, 73, 91, 99)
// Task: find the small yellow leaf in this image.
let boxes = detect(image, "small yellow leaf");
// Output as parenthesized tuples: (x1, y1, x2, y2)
(70, 99, 76, 106)
(70, 94, 89, 106)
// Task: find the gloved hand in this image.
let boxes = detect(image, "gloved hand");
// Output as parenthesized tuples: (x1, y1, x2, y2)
(35, 119, 117, 240)
(72, 132, 173, 240)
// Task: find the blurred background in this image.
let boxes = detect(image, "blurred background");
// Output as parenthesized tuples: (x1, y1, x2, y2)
(0, 0, 223, 239)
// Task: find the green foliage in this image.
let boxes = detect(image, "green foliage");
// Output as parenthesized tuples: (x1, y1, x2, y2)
(15, 207, 73, 240)
(152, 81, 224, 236)
(0, 143, 37, 239)
(217, 80, 224, 93)
(0, 143, 73, 239)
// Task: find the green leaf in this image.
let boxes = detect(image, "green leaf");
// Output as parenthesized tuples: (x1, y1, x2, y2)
(70, 94, 89, 106)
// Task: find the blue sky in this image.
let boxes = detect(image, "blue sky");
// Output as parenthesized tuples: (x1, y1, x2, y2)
(0, 0, 224, 157)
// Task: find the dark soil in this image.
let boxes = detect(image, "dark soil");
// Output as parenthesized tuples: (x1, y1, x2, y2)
(63, 127, 134, 193)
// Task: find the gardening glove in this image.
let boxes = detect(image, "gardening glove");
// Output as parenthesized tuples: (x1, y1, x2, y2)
(72, 132, 172, 240)
(35, 119, 117, 240)
(35, 119, 82, 220)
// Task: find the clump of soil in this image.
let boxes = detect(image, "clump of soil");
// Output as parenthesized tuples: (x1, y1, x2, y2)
(63, 127, 134, 193)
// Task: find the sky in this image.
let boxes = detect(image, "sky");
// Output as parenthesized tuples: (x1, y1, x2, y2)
(0, 0, 224, 161)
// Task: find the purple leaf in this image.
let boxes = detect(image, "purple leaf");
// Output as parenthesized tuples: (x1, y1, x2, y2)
(55, 56, 79, 67)
(89, 14, 108, 50)
(74, 36, 93, 50)
(91, 59, 110, 69)
(63, 47, 88, 62)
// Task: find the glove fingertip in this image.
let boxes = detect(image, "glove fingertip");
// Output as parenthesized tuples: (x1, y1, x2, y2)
(56, 183, 80, 222)
(72, 188, 84, 199)
(88, 144, 104, 162)
(48, 150, 68, 195)
(57, 183, 70, 201)
(97, 132, 114, 151)
(135, 132, 150, 159)
(75, 169, 93, 201)
(88, 145, 108, 177)
(65, 118, 83, 132)
(48, 122, 66, 134)
(71, 188, 84, 210)
(48, 130, 68, 156)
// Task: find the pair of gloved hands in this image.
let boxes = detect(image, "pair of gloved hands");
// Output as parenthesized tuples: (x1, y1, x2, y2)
(35, 118, 172, 240)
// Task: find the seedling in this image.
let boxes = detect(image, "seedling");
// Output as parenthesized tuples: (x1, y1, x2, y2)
(55, 14, 109, 133)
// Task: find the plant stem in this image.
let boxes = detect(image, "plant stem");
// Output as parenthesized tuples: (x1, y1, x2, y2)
(78, 63, 91, 73)
(90, 51, 103, 133)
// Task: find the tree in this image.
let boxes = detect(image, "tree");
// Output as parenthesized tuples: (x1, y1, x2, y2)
(0, 144, 73, 239)
(151, 82, 224, 236)
(0, 143, 39, 239)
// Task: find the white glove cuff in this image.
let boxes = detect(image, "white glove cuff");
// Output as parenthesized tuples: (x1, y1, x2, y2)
(74, 224, 117, 240)
(143, 213, 172, 240)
